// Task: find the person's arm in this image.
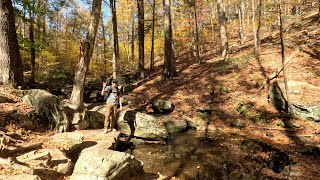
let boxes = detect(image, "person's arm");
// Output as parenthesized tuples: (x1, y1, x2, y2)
(101, 82, 107, 96)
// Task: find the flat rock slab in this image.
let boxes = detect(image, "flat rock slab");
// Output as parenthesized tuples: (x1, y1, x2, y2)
(51, 131, 84, 153)
(79, 130, 121, 149)
(0, 174, 41, 180)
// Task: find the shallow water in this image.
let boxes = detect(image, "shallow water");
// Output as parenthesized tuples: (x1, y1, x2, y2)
(131, 130, 249, 179)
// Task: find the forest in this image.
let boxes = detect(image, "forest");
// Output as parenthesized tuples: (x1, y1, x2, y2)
(0, 0, 319, 179)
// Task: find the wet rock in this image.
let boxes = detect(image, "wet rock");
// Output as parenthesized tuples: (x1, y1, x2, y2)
(231, 119, 245, 129)
(269, 151, 290, 173)
(117, 110, 168, 139)
(22, 89, 69, 132)
(163, 118, 188, 134)
(70, 144, 144, 180)
(269, 80, 320, 122)
(196, 106, 212, 120)
(51, 131, 84, 154)
(152, 100, 174, 113)
(266, 132, 275, 138)
(184, 115, 207, 131)
(299, 146, 320, 157)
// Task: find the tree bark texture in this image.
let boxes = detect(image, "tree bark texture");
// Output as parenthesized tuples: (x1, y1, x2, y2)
(70, 0, 102, 107)
(137, 0, 145, 78)
(0, 0, 24, 86)
(110, 0, 119, 79)
(217, 0, 228, 59)
(150, 0, 155, 71)
(162, 0, 177, 79)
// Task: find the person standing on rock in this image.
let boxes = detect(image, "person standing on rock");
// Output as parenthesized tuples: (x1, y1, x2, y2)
(101, 79, 122, 133)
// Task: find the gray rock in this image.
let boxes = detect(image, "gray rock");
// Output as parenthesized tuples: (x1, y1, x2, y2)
(48, 148, 74, 175)
(269, 80, 320, 122)
(163, 118, 188, 134)
(87, 105, 106, 129)
(51, 131, 84, 154)
(152, 100, 174, 113)
(63, 102, 90, 130)
(0, 174, 41, 180)
(122, 84, 133, 93)
(70, 144, 144, 180)
(117, 110, 168, 139)
(183, 115, 207, 131)
(0, 95, 13, 103)
(121, 95, 130, 106)
(231, 119, 245, 129)
(22, 89, 69, 132)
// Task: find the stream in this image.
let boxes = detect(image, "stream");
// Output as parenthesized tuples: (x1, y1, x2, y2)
(118, 130, 282, 179)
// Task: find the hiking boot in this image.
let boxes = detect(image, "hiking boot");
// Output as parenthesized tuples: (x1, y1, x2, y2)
(103, 129, 108, 134)
(112, 129, 117, 132)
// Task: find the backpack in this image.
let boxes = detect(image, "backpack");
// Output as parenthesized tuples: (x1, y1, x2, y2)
(103, 86, 119, 101)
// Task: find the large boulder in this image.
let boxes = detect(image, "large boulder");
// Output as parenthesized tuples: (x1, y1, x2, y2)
(22, 89, 69, 132)
(117, 110, 168, 139)
(51, 131, 84, 154)
(70, 144, 144, 180)
(62, 101, 90, 130)
(269, 81, 320, 122)
(87, 105, 106, 129)
(152, 100, 174, 113)
(162, 117, 188, 134)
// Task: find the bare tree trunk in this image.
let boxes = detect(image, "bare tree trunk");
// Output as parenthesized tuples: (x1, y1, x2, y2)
(42, 0, 47, 44)
(209, 2, 215, 45)
(110, 0, 119, 79)
(101, 15, 107, 67)
(278, 4, 294, 118)
(150, 0, 156, 71)
(70, 0, 102, 107)
(137, 0, 145, 78)
(162, 0, 177, 79)
(29, 3, 36, 83)
(217, 0, 228, 60)
(194, 2, 201, 63)
(131, 18, 135, 68)
(239, 0, 246, 45)
(257, 0, 262, 56)
(252, 0, 258, 56)
(0, 0, 24, 86)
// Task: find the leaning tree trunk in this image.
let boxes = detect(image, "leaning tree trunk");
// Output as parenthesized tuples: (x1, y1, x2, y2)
(163, 0, 177, 79)
(150, 0, 156, 71)
(0, 0, 23, 87)
(110, 0, 119, 79)
(217, 0, 228, 60)
(70, 0, 102, 107)
(137, 0, 145, 78)
(279, 4, 294, 118)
